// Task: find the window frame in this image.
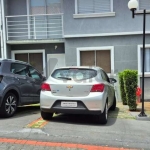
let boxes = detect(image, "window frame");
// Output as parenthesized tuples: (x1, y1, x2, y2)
(28, 0, 62, 15)
(11, 49, 46, 76)
(101, 69, 110, 83)
(74, 0, 115, 18)
(28, 65, 42, 80)
(10, 63, 28, 77)
(77, 46, 114, 75)
(137, 0, 150, 12)
(138, 45, 150, 75)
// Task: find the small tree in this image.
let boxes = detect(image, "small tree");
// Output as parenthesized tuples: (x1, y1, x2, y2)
(123, 70, 138, 110)
(119, 72, 127, 105)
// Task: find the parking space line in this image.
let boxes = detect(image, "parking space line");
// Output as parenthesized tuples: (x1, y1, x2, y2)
(0, 138, 139, 150)
(26, 117, 48, 128)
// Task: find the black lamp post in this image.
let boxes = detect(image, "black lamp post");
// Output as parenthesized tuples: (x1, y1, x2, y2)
(128, 0, 149, 117)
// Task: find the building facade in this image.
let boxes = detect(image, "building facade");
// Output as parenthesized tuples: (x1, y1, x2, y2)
(1, 0, 150, 100)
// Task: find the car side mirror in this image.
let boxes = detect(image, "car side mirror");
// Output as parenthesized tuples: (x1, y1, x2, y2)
(109, 78, 117, 84)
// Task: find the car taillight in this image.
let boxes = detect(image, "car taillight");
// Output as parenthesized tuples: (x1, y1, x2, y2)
(0, 75, 3, 82)
(90, 84, 105, 92)
(41, 83, 51, 91)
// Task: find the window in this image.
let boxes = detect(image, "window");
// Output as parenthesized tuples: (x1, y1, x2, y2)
(11, 63, 28, 76)
(141, 48, 150, 72)
(30, 0, 61, 15)
(28, 66, 41, 80)
(101, 70, 110, 82)
(15, 53, 43, 74)
(138, 0, 150, 10)
(51, 68, 97, 81)
(76, 0, 112, 14)
(77, 47, 114, 74)
(80, 50, 111, 73)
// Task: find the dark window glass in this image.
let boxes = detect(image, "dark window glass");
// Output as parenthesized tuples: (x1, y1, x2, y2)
(28, 66, 41, 80)
(101, 70, 110, 82)
(11, 63, 28, 76)
(51, 68, 97, 80)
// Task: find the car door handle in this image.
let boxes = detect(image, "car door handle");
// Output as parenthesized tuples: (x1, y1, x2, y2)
(27, 80, 31, 83)
(15, 77, 20, 80)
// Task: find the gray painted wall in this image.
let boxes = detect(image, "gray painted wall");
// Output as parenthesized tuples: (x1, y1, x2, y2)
(64, 34, 150, 101)
(63, 0, 150, 35)
(65, 34, 150, 72)
(6, 0, 150, 36)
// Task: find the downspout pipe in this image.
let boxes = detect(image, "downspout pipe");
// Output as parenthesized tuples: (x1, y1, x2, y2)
(1, 0, 7, 59)
(0, 0, 4, 58)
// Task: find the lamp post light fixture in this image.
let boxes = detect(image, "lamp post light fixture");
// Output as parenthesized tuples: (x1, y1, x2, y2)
(128, 0, 150, 117)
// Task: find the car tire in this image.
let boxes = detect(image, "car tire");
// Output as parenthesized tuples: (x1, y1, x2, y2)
(110, 94, 116, 111)
(0, 93, 17, 118)
(41, 110, 53, 120)
(100, 102, 108, 124)
(97, 102, 108, 124)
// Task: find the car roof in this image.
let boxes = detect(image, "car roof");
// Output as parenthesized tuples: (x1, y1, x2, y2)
(0, 58, 30, 65)
(55, 66, 102, 71)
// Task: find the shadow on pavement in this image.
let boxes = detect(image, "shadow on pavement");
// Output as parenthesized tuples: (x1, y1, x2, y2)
(50, 108, 119, 126)
(0, 105, 40, 119)
(14, 105, 40, 117)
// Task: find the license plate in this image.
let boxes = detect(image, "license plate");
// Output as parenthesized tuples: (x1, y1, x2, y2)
(61, 102, 77, 107)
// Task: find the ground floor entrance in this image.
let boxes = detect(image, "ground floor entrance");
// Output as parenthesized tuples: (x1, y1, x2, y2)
(11, 50, 45, 75)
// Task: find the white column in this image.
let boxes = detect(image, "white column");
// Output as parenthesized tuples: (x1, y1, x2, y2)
(0, 0, 4, 58)
(27, 0, 31, 39)
(1, 0, 7, 58)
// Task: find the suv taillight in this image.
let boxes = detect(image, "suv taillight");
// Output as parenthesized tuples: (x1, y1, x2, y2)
(90, 84, 105, 92)
(41, 83, 51, 91)
(0, 75, 3, 82)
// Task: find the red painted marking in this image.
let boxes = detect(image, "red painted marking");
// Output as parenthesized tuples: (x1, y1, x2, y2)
(0, 138, 138, 150)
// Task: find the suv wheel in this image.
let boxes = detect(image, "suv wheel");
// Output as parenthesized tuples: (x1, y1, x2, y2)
(41, 110, 53, 120)
(0, 93, 17, 118)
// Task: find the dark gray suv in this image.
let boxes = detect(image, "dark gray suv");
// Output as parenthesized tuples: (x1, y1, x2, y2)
(0, 59, 46, 118)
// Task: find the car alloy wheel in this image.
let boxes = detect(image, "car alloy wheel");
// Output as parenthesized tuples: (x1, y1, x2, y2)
(0, 93, 17, 117)
(5, 95, 17, 115)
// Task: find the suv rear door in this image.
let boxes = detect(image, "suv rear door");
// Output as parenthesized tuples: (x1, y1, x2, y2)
(27, 66, 43, 103)
(11, 63, 34, 104)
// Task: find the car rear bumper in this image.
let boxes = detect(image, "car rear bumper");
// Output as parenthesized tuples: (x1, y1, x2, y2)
(40, 91, 107, 113)
(41, 107, 101, 115)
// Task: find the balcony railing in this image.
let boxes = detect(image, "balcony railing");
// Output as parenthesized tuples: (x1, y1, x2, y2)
(6, 14, 63, 41)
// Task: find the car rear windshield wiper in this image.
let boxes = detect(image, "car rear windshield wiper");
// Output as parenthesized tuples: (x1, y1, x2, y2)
(57, 77, 72, 80)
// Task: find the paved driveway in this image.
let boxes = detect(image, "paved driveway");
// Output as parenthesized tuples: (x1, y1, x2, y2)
(0, 103, 150, 150)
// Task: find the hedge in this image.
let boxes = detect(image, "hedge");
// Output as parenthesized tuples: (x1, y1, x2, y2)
(123, 70, 138, 110)
(119, 72, 127, 105)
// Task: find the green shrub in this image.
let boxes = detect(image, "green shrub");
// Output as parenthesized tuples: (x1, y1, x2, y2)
(119, 72, 127, 105)
(123, 70, 138, 110)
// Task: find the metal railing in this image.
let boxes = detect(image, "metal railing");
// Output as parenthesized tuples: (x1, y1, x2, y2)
(6, 14, 63, 40)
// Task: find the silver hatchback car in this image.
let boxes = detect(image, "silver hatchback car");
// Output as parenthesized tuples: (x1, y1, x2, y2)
(40, 66, 117, 124)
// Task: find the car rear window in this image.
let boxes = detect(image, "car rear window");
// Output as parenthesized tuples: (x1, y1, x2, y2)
(51, 68, 97, 80)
